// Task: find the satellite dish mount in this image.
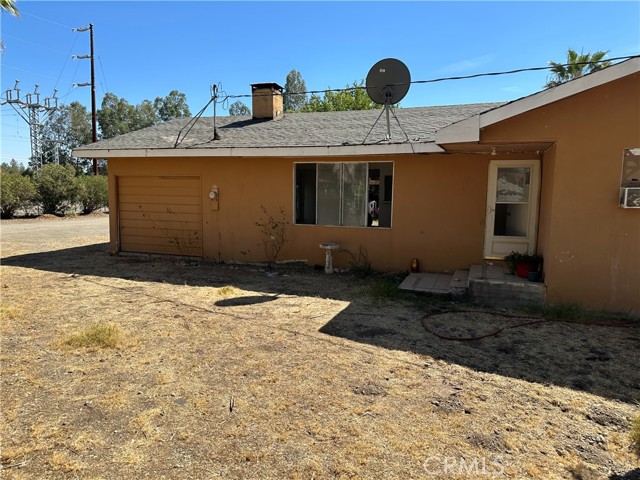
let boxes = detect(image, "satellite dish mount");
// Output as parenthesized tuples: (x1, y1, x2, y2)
(364, 58, 411, 142)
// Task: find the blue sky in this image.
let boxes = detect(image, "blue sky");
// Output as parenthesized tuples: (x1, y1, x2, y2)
(2, 1, 639, 164)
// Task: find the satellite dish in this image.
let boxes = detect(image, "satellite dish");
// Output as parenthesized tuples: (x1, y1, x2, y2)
(366, 58, 411, 105)
(363, 59, 411, 142)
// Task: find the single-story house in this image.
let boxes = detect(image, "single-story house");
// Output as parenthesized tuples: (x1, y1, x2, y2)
(75, 58, 640, 313)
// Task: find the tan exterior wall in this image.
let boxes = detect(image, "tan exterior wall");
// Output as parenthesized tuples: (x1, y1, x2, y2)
(481, 73, 640, 312)
(104, 72, 639, 312)
(107, 153, 515, 273)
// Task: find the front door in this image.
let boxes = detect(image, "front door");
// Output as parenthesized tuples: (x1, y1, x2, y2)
(483, 160, 540, 259)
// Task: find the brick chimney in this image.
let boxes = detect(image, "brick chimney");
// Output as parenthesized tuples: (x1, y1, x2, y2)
(251, 83, 284, 120)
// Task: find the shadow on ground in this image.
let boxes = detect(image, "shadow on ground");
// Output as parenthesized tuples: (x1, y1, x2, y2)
(3, 244, 639, 404)
(610, 468, 640, 480)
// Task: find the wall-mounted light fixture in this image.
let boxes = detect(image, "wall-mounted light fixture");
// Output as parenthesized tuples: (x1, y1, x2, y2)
(209, 186, 219, 211)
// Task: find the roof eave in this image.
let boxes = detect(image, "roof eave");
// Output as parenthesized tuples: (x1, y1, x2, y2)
(435, 57, 640, 145)
(73, 142, 444, 159)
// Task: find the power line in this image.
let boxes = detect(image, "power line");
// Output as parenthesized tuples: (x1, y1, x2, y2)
(223, 54, 640, 100)
(53, 32, 80, 93)
(1, 34, 71, 55)
(21, 10, 74, 30)
(97, 56, 109, 92)
(2, 64, 57, 80)
(62, 61, 82, 100)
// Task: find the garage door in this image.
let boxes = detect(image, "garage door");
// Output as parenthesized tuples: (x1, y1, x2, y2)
(118, 176, 203, 257)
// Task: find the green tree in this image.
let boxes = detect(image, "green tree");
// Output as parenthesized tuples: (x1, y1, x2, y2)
(135, 99, 158, 129)
(283, 69, 307, 112)
(33, 163, 80, 215)
(229, 100, 251, 116)
(1, 164, 36, 218)
(98, 92, 137, 139)
(545, 49, 611, 88)
(302, 80, 382, 112)
(77, 174, 108, 214)
(1, 159, 24, 174)
(154, 90, 191, 122)
(40, 102, 92, 171)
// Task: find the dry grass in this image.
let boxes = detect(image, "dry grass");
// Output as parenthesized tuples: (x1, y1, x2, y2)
(631, 414, 640, 456)
(61, 322, 124, 349)
(1, 218, 639, 479)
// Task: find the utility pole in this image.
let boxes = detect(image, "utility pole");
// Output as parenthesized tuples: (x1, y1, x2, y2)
(1, 80, 58, 167)
(73, 23, 98, 175)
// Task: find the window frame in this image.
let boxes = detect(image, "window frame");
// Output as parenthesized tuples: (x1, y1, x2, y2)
(292, 161, 394, 229)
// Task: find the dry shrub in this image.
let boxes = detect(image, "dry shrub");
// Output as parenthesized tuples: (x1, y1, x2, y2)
(0, 304, 22, 321)
(130, 408, 163, 441)
(62, 323, 123, 349)
(48, 451, 84, 473)
(217, 285, 239, 297)
(631, 414, 640, 456)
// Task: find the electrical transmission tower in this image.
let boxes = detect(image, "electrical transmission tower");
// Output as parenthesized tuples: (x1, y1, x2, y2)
(1, 80, 58, 167)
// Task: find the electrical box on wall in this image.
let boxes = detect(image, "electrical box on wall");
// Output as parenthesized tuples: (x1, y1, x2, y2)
(620, 187, 640, 208)
(209, 186, 219, 211)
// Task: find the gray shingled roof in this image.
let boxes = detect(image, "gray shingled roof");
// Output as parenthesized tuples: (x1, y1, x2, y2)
(78, 103, 503, 151)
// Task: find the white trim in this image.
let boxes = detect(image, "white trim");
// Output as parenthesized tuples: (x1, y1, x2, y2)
(434, 116, 480, 144)
(436, 58, 640, 144)
(73, 142, 443, 159)
(483, 160, 541, 259)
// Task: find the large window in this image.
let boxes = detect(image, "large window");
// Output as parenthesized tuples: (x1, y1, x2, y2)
(295, 162, 393, 228)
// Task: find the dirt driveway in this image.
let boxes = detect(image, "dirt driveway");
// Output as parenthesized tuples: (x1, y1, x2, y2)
(1, 216, 639, 479)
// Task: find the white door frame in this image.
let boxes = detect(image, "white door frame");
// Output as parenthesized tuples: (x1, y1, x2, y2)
(483, 159, 541, 259)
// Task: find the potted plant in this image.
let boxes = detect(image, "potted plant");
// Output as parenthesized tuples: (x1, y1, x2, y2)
(504, 251, 522, 275)
(516, 251, 543, 279)
(505, 251, 543, 279)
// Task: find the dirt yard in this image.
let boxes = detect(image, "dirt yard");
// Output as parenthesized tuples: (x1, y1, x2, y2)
(1, 215, 639, 479)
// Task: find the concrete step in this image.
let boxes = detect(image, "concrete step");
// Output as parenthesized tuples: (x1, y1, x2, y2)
(449, 270, 469, 296)
(398, 272, 452, 294)
(468, 264, 546, 308)
(398, 265, 546, 308)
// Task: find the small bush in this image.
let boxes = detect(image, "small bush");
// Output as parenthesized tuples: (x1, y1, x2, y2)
(342, 245, 372, 278)
(255, 205, 289, 268)
(367, 277, 401, 300)
(63, 323, 123, 349)
(77, 174, 108, 214)
(543, 303, 586, 321)
(0, 169, 36, 218)
(34, 163, 80, 215)
(631, 414, 640, 457)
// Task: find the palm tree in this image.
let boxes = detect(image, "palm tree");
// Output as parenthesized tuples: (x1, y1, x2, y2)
(545, 49, 611, 88)
(1, 0, 19, 16)
(1, 0, 19, 53)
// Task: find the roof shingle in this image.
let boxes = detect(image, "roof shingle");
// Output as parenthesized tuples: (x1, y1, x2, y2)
(78, 103, 503, 152)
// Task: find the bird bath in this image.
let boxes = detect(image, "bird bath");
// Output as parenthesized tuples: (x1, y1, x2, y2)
(319, 243, 340, 274)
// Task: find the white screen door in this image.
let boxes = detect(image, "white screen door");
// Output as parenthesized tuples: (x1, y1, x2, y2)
(483, 160, 540, 258)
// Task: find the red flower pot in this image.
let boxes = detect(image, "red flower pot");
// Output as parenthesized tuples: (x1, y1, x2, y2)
(516, 261, 539, 278)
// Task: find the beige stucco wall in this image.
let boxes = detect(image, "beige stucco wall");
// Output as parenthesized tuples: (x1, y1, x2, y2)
(105, 72, 639, 312)
(481, 73, 640, 312)
(108, 153, 517, 274)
